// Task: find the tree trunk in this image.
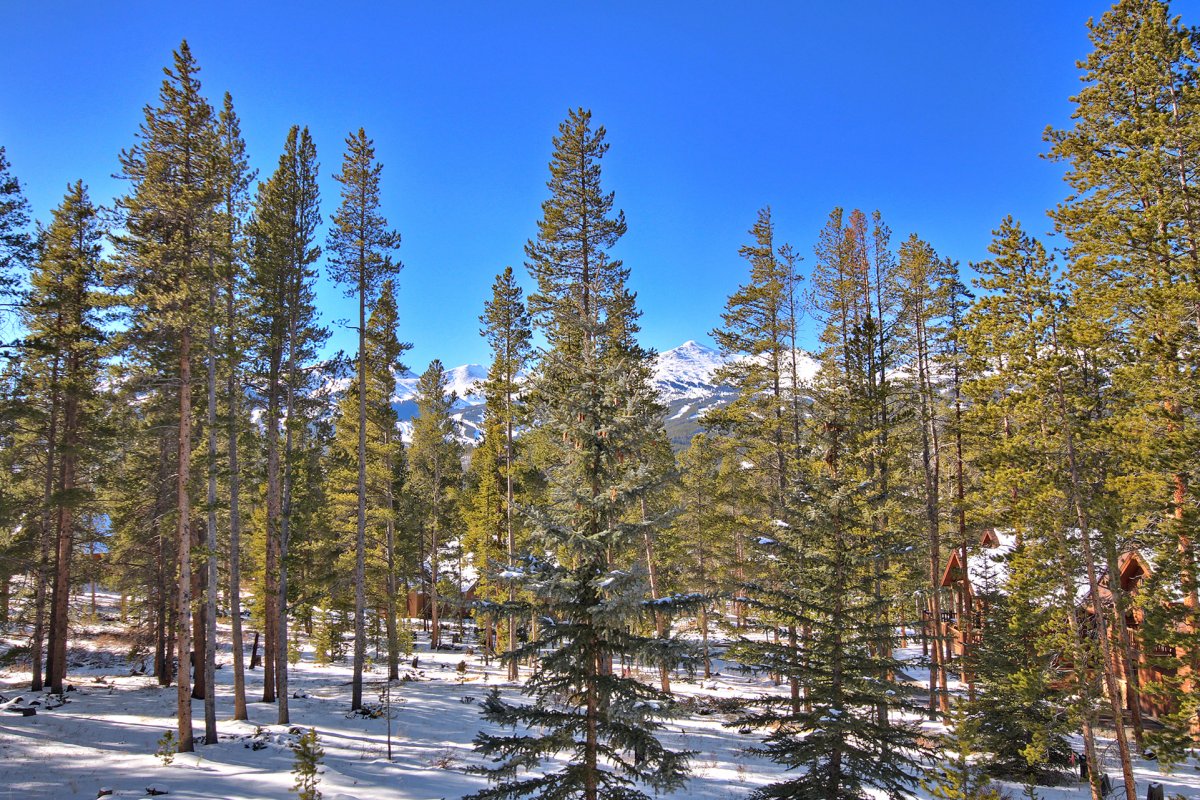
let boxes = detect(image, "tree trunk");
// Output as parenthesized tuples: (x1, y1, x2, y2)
(385, 465, 400, 682)
(262, 363, 281, 704)
(203, 278, 219, 744)
(191, 519, 206, 702)
(226, 286, 248, 718)
(506, 393, 518, 681)
(1104, 544, 1145, 749)
(49, 358, 79, 695)
(176, 325, 195, 753)
(352, 270, 368, 711)
(276, 381, 297, 725)
(31, 357, 59, 693)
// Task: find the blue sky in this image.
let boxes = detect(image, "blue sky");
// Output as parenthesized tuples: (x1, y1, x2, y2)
(1, 2, 1123, 370)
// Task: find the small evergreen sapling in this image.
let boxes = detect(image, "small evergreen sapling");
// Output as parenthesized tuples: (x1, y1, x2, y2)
(922, 701, 999, 800)
(156, 730, 177, 766)
(291, 727, 324, 800)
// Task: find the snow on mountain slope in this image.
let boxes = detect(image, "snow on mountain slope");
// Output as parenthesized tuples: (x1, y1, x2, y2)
(394, 363, 489, 408)
(389, 341, 818, 449)
(653, 340, 730, 402)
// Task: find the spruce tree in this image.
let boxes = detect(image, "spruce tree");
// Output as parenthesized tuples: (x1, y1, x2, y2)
(327, 128, 401, 712)
(968, 553, 1072, 784)
(468, 108, 690, 800)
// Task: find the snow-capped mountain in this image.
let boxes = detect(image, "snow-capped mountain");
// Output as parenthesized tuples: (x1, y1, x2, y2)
(653, 340, 729, 403)
(653, 341, 739, 448)
(392, 363, 491, 443)
(392, 341, 740, 448)
(394, 363, 489, 408)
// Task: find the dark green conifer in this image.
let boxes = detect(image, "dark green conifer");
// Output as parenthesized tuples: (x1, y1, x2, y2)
(468, 108, 690, 800)
(0, 146, 32, 322)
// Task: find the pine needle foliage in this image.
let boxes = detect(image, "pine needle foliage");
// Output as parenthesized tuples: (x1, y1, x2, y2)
(467, 108, 691, 800)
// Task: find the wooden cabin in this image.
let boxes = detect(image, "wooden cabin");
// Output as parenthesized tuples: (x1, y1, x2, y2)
(1080, 551, 1192, 724)
(936, 528, 1015, 658)
(943, 534, 1193, 726)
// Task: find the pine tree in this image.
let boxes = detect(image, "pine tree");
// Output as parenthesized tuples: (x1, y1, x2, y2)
(706, 206, 807, 711)
(468, 108, 690, 800)
(112, 40, 219, 752)
(707, 207, 803, 524)
(248, 124, 325, 723)
(327, 128, 401, 712)
(962, 217, 1134, 800)
(475, 266, 532, 678)
(463, 413, 507, 659)
(407, 359, 462, 651)
(729, 205, 925, 800)
(895, 233, 956, 715)
(363, 281, 409, 682)
(20, 181, 107, 695)
(214, 91, 256, 722)
(1047, 0, 1200, 741)
(0, 146, 32, 326)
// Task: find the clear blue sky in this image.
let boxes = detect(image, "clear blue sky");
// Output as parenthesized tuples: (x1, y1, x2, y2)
(1, 1, 1129, 369)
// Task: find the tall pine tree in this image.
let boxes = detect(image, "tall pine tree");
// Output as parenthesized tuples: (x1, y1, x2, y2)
(112, 40, 218, 752)
(468, 108, 690, 800)
(327, 128, 402, 712)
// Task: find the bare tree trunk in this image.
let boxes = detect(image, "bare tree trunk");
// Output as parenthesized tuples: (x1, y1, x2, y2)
(226, 289, 247, 718)
(176, 326, 195, 753)
(49, 359, 79, 694)
(430, 516, 441, 650)
(262, 372, 280, 704)
(276, 381, 296, 725)
(191, 520, 206, 702)
(31, 358, 59, 692)
(352, 269, 368, 711)
(203, 279, 219, 744)
(385, 450, 400, 682)
(584, 649, 599, 800)
(505, 393, 518, 681)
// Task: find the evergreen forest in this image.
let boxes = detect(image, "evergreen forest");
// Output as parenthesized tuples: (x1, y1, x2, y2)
(1, 2, 1199, 799)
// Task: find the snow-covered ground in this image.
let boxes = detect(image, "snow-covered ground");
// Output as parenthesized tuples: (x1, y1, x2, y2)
(1, 592, 1197, 800)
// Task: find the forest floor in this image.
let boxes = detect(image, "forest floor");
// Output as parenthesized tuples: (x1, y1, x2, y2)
(0, 590, 1198, 800)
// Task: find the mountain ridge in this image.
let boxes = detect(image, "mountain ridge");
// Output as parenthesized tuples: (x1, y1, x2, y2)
(392, 340, 815, 449)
